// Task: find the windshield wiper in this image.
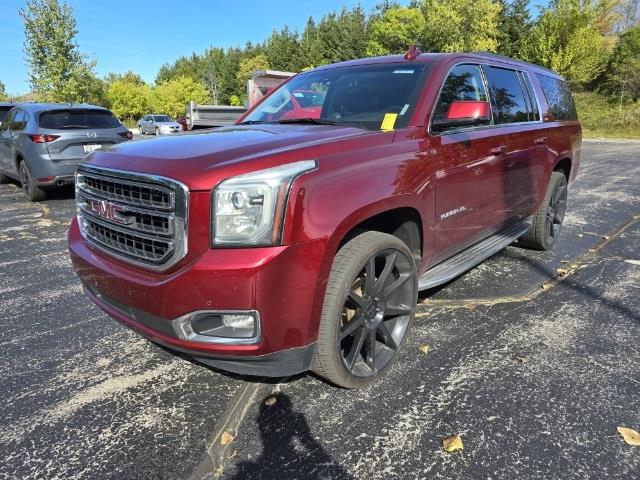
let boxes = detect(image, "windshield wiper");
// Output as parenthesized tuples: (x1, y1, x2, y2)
(238, 120, 270, 125)
(275, 118, 344, 126)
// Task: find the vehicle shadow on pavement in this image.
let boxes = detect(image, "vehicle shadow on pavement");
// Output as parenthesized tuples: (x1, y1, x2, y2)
(225, 392, 354, 480)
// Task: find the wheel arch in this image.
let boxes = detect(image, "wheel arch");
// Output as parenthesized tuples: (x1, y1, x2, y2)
(553, 157, 572, 181)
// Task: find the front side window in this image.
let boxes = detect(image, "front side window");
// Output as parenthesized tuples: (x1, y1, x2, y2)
(432, 64, 488, 125)
(483, 66, 529, 124)
(535, 74, 578, 121)
(242, 63, 429, 131)
(1, 110, 16, 131)
(0, 107, 12, 123)
(39, 109, 121, 130)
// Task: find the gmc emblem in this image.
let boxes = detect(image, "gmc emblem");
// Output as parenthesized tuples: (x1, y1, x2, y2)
(89, 199, 131, 225)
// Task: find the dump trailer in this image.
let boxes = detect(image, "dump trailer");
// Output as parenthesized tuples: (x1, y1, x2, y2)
(186, 70, 295, 129)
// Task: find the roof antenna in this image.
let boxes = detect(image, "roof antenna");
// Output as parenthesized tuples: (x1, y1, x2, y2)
(404, 44, 421, 61)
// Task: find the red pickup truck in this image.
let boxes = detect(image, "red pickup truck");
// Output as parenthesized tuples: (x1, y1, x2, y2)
(69, 51, 581, 388)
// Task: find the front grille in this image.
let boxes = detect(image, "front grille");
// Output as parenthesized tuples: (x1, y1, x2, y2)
(76, 166, 188, 271)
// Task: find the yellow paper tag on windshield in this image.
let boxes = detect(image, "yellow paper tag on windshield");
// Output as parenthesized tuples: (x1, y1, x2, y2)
(381, 113, 398, 131)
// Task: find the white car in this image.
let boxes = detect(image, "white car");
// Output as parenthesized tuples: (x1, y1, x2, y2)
(137, 114, 182, 135)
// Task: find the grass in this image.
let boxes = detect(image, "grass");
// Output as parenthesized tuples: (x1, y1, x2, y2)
(574, 92, 640, 139)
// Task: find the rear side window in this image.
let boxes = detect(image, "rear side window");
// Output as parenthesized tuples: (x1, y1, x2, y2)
(39, 109, 121, 130)
(519, 72, 540, 121)
(433, 64, 488, 120)
(483, 66, 529, 124)
(535, 74, 578, 121)
(11, 109, 28, 131)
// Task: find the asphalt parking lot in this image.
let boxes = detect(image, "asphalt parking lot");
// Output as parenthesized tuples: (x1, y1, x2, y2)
(1, 140, 638, 479)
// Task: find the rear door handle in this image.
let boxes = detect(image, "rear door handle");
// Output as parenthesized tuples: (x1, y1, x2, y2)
(490, 145, 507, 155)
(534, 137, 547, 145)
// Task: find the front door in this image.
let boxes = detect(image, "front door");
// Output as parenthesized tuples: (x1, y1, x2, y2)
(0, 109, 17, 175)
(428, 63, 509, 263)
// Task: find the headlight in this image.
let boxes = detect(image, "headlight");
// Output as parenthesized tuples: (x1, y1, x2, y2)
(212, 160, 316, 246)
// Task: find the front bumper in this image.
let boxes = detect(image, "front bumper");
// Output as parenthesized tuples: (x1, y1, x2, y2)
(68, 218, 329, 376)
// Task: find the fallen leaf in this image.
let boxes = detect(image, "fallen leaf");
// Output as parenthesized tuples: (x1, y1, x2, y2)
(588, 248, 597, 253)
(602, 235, 610, 240)
(264, 396, 277, 406)
(220, 431, 234, 446)
(624, 260, 640, 266)
(577, 233, 584, 238)
(419, 345, 430, 354)
(556, 268, 568, 276)
(618, 427, 640, 446)
(443, 434, 464, 452)
(541, 284, 551, 290)
(570, 264, 579, 269)
(516, 356, 528, 364)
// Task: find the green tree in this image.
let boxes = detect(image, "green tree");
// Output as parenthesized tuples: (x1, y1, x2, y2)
(367, 6, 426, 55)
(601, 25, 640, 102)
(19, 0, 101, 103)
(0, 81, 7, 101)
(151, 76, 208, 118)
(105, 71, 145, 86)
(520, 0, 612, 87)
(420, 0, 502, 52)
(264, 26, 301, 71)
(105, 80, 151, 123)
(496, 0, 532, 57)
(299, 17, 325, 69)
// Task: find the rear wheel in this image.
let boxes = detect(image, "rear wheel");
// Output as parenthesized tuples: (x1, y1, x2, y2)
(0, 173, 10, 184)
(19, 160, 46, 202)
(313, 231, 418, 388)
(519, 171, 568, 250)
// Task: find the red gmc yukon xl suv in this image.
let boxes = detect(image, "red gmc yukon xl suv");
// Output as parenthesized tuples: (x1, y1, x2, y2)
(69, 52, 581, 388)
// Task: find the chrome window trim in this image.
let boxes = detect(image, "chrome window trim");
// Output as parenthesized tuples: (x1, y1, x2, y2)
(76, 164, 189, 272)
(428, 61, 544, 137)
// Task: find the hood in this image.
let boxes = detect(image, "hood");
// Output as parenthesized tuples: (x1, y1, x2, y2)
(85, 123, 371, 190)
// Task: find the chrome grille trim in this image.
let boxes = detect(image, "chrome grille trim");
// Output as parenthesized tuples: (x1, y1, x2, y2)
(76, 164, 188, 271)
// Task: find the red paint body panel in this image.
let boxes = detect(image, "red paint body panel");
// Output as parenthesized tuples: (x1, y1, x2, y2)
(69, 52, 581, 373)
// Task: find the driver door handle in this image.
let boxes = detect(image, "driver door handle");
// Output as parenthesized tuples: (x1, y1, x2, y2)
(490, 145, 507, 155)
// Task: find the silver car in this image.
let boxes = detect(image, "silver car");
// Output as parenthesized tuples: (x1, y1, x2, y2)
(137, 114, 182, 135)
(0, 103, 132, 201)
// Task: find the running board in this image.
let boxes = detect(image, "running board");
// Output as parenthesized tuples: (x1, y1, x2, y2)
(418, 217, 533, 291)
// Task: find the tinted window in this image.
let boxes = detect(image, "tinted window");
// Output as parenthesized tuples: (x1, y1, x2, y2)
(433, 64, 488, 122)
(11, 109, 28, 131)
(519, 72, 540, 121)
(1, 110, 15, 131)
(243, 63, 428, 131)
(0, 107, 12, 123)
(39, 109, 121, 130)
(536, 74, 578, 121)
(153, 115, 172, 122)
(483, 66, 529, 124)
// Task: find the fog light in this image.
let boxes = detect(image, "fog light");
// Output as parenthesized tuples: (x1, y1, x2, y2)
(172, 310, 260, 344)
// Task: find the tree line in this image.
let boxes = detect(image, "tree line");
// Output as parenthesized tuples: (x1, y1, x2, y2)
(3, 0, 639, 124)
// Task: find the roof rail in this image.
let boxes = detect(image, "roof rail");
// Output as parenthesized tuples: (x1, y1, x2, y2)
(470, 51, 560, 76)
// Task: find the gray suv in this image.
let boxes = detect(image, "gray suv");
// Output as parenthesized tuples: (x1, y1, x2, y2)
(0, 103, 132, 201)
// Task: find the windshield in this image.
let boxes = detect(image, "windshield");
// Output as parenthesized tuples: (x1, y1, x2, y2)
(153, 115, 172, 122)
(0, 107, 12, 123)
(39, 109, 121, 130)
(242, 63, 429, 131)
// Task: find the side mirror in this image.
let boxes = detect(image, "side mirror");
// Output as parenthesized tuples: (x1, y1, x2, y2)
(432, 100, 491, 132)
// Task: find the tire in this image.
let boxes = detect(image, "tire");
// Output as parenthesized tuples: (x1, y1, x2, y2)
(0, 173, 10, 184)
(155, 127, 160, 136)
(519, 171, 568, 250)
(138, 125, 144, 135)
(313, 231, 418, 388)
(19, 160, 46, 202)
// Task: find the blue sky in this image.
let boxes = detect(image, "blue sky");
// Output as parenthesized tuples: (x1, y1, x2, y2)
(1, 0, 548, 95)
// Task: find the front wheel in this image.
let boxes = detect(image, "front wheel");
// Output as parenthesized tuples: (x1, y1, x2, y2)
(155, 127, 160, 136)
(519, 171, 568, 250)
(313, 231, 418, 388)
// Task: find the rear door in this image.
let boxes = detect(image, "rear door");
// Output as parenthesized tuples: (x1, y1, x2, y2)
(429, 63, 509, 262)
(37, 109, 124, 162)
(482, 65, 547, 220)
